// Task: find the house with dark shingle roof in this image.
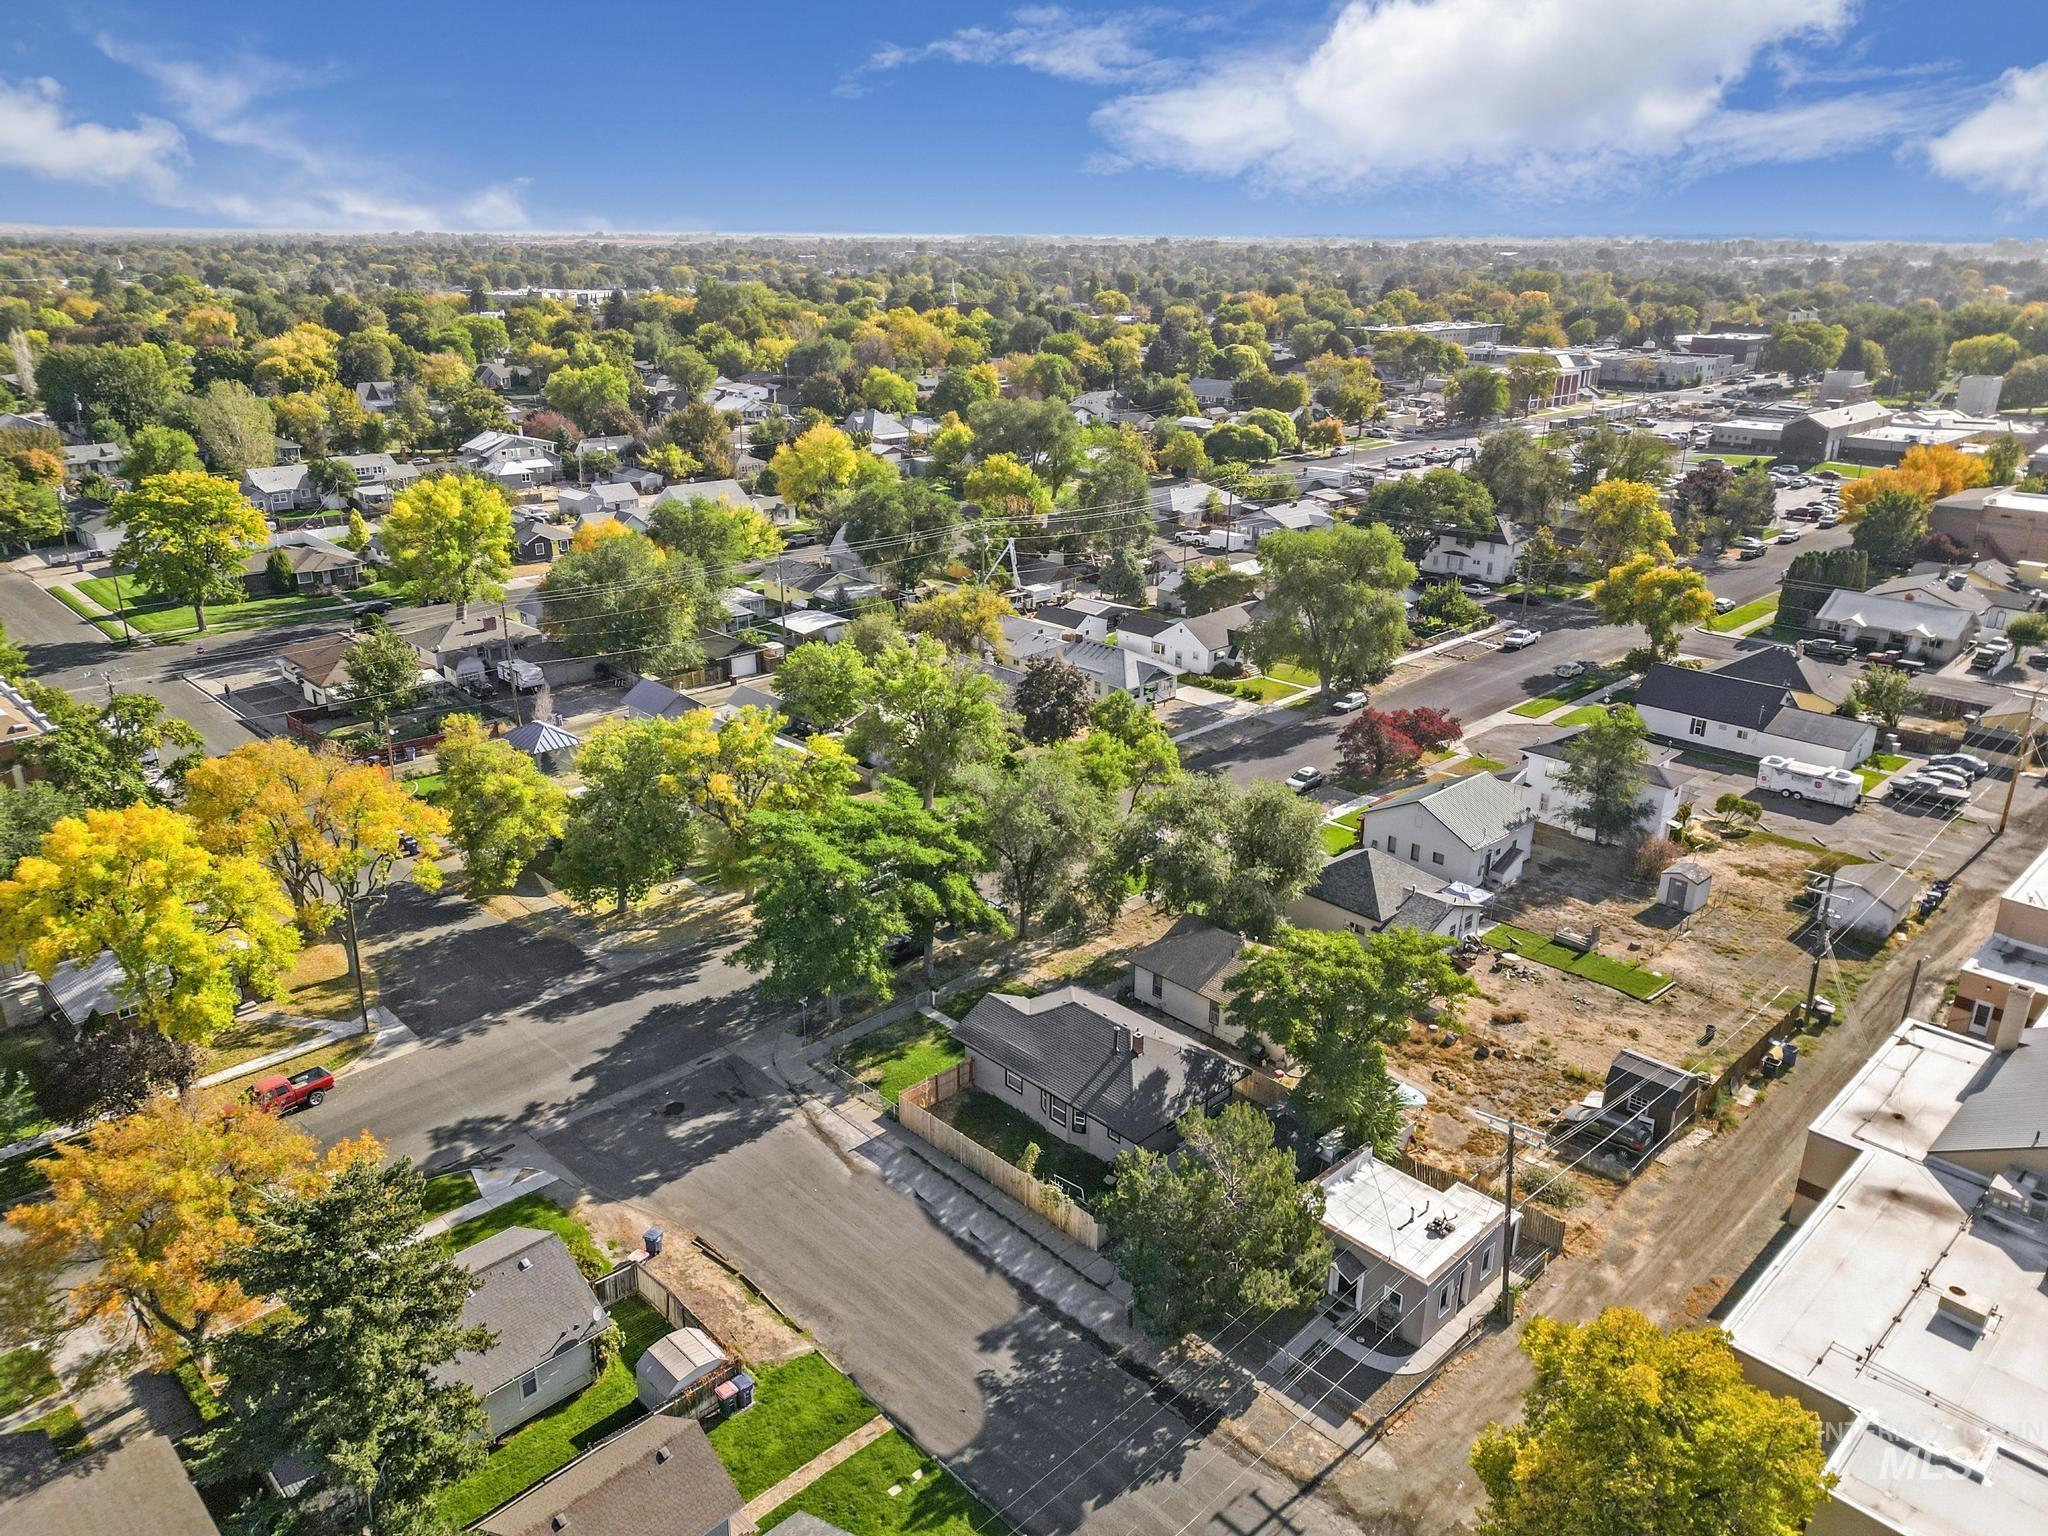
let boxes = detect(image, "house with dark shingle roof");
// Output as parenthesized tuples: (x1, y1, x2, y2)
(1354, 772, 1535, 891)
(441, 1226, 609, 1438)
(1513, 727, 1691, 843)
(479, 1415, 741, 1536)
(1633, 661, 1875, 770)
(1290, 845, 1490, 940)
(1128, 917, 1248, 1044)
(952, 986, 1246, 1159)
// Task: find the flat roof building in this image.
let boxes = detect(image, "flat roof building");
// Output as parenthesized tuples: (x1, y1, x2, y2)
(1724, 1017, 2048, 1535)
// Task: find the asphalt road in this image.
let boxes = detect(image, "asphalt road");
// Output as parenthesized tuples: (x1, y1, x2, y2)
(299, 885, 1358, 1536)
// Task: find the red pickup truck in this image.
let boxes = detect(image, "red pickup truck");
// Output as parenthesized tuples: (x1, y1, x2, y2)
(245, 1066, 335, 1113)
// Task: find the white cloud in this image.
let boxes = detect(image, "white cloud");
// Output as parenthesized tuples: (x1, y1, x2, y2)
(459, 181, 533, 231)
(865, 7, 1163, 86)
(1092, 0, 1904, 195)
(0, 76, 185, 197)
(1928, 62, 2048, 207)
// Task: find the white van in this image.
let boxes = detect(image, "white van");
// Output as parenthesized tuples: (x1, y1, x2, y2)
(1757, 754, 1863, 809)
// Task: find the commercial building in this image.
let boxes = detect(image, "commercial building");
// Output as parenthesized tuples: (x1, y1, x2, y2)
(1780, 402, 1895, 462)
(1681, 330, 1770, 368)
(1593, 348, 1737, 389)
(1931, 487, 2048, 565)
(1463, 344, 1601, 408)
(1724, 1016, 2048, 1534)
(1948, 843, 2048, 1040)
(1361, 319, 1502, 348)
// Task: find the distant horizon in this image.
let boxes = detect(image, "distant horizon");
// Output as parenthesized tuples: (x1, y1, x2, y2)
(3, 225, 2045, 251)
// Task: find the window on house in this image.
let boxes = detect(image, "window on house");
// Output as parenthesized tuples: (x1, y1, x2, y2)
(519, 1370, 540, 1400)
(1041, 1091, 1068, 1127)
(1689, 718, 1707, 738)
(1439, 1285, 1454, 1317)
(1410, 842, 1421, 862)
(1736, 729, 1748, 740)
(1431, 851, 1445, 865)
(1208, 1001, 1221, 1027)
(1106, 1126, 1122, 1144)
(1004, 1067, 1024, 1093)
(1968, 999, 1995, 1038)
(1479, 1244, 1496, 1277)
(1149, 972, 1163, 999)
(1072, 1111, 1089, 1134)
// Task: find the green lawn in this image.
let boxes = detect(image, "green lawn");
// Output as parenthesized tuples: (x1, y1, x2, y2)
(0, 1027, 55, 1144)
(1236, 674, 1307, 702)
(0, 1347, 57, 1414)
(1321, 821, 1361, 856)
(829, 1017, 966, 1106)
(1554, 703, 1616, 728)
(70, 576, 349, 637)
(1708, 595, 1780, 633)
(25, 1403, 89, 1462)
(49, 582, 125, 637)
(1265, 662, 1321, 688)
(421, 1171, 479, 1218)
(760, 1430, 1012, 1536)
(443, 1193, 608, 1279)
(435, 1297, 669, 1530)
(941, 1089, 1115, 1202)
(1484, 924, 1672, 1001)
(1507, 668, 1613, 719)
(707, 1351, 878, 1500)
(194, 1016, 324, 1078)
(1866, 752, 1909, 772)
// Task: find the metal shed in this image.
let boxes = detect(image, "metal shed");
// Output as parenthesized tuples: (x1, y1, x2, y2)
(1658, 861, 1712, 914)
(635, 1326, 729, 1413)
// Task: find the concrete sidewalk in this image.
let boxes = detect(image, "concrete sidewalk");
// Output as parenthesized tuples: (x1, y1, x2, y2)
(737, 1414, 890, 1528)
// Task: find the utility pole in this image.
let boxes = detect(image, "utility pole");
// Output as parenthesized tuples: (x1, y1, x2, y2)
(1900, 955, 1925, 1027)
(1499, 1118, 1517, 1320)
(1805, 867, 1837, 1022)
(1999, 687, 2039, 836)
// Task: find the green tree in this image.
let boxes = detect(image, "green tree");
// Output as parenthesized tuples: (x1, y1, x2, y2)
(1844, 666, 1920, 729)
(1014, 654, 1094, 745)
(1177, 559, 1260, 616)
(1366, 467, 1496, 539)
(0, 468, 63, 551)
(1573, 426, 1672, 492)
(1948, 333, 2022, 377)
(109, 471, 269, 631)
(858, 366, 917, 414)
(1226, 926, 1472, 1147)
(1077, 690, 1181, 800)
(644, 494, 783, 583)
(196, 1158, 493, 1534)
(434, 716, 570, 891)
(0, 780, 74, 870)
(1098, 1101, 1333, 1340)
(381, 473, 512, 616)
(1765, 320, 1849, 378)
(1205, 422, 1278, 464)
(1717, 466, 1777, 533)
(1984, 434, 2027, 486)
(121, 424, 202, 481)
(338, 618, 426, 736)
(851, 639, 1009, 809)
(1505, 353, 1561, 414)
(550, 718, 700, 914)
(36, 341, 184, 432)
(1448, 366, 1510, 422)
(540, 525, 710, 676)
(1243, 524, 1413, 702)
(1590, 556, 1715, 659)
(1096, 775, 1322, 938)
(183, 380, 275, 477)
(26, 688, 202, 808)
(772, 638, 875, 731)
(840, 477, 962, 589)
(962, 749, 1112, 940)
(1470, 1308, 1832, 1536)
(1849, 485, 1930, 568)
(1557, 706, 1653, 845)
(1474, 430, 1572, 524)
(0, 616, 22, 682)
(542, 360, 634, 431)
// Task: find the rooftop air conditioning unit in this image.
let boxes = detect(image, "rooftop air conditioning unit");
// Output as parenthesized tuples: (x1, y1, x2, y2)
(1936, 1285, 1995, 1336)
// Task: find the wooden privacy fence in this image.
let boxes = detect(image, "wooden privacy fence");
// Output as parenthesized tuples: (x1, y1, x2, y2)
(898, 1061, 1106, 1251)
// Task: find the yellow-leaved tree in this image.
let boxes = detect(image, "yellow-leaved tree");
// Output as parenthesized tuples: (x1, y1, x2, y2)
(183, 740, 447, 1024)
(667, 705, 857, 876)
(3, 1096, 377, 1367)
(435, 715, 569, 893)
(0, 804, 300, 1043)
(381, 472, 513, 617)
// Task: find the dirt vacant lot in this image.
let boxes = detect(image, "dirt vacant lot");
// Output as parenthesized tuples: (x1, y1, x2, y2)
(1396, 825, 1882, 1191)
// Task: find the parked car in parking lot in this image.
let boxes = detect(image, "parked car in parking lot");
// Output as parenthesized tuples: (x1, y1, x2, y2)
(1925, 752, 1990, 779)
(1500, 627, 1541, 650)
(1919, 765, 1973, 790)
(1888, 775, 1970, 809)
(1817, 512, 1841, 528)
(1285, 765, 1326, 793)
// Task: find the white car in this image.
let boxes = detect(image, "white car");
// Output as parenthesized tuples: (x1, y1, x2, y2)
(1713, 597, 1736, 615)
(1329, 690, 1368, 713)
(1501, 627, 1541, 651)
(1553, 660, 1586, 678)
(1285, 765, 1327, 793)
(1460, 581, 1491, 597)
(1776, 528, 1803, 543)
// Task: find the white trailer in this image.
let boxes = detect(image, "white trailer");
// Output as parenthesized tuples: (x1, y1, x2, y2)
(1757, 754, 1862, 808)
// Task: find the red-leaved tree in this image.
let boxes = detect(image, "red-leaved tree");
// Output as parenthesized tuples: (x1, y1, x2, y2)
(1339, 709, 1422, 782)
(1392, 706, 1463, 753)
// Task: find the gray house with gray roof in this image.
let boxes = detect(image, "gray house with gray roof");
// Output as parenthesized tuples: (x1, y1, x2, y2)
(952, 987, 1246, 1160)
(440, 1226, 609, 1438)
(1354, 772, 1535, 891)
(1290, 845, 1491, 940)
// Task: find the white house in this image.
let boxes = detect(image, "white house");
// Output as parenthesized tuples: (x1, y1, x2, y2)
(1513, 729, 1691, 842)
(1188, 377, 1236, 409)
(1819, 863, 1916, 942)
(241, 464, 318, 516)
(1242, 501, 1335, 544)
(1127, 917, 1247, 1045)
(1419, 519, 1523, 587)
(1632, 662, 1876, 771)
(459, 431, 560, 485)
(1354, 772, 1536, 891)
(1056, 638, 1176, 704)
(1289, 846, 1491, 940)
(1813, 589, 1978, 664)
(559, 482, 643, 524)
(841, 408, 910, 446)
(1152, 479, 1245, 527)
(1111, 603, 1253, 676)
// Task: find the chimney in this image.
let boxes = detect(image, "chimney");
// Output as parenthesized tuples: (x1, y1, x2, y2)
(483, 616, 498, 631)
(1995, 983, 2035, 1052)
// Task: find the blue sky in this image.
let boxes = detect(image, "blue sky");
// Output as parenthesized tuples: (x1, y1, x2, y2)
(3, 1, 2045, 240)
